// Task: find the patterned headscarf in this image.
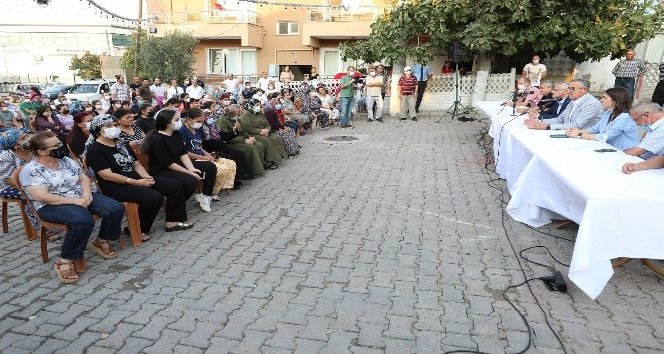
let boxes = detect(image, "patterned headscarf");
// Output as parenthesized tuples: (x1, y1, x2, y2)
(243, 98, 261, 114)
(88, 114, 117, 139)
(0, 129, 27, 150)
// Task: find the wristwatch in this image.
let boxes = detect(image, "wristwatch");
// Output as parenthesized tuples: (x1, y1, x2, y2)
(577, 132, 583, 138)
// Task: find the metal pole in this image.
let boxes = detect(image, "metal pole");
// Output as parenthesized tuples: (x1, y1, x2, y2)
(134, 0, 143, 75)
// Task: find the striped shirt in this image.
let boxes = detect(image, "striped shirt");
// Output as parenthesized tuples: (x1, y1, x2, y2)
(659, 62, 664, 81)
(397, 75, 418, 96)
(612, 58, 646, 78)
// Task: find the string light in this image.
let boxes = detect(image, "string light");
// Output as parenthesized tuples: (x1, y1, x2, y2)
(85, 0, 152, 22)
(235, 0, 348, 9)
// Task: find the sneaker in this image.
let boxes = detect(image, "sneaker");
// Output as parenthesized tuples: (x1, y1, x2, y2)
(367, 118, 373, 122)
(411, 117, 418, 121)
(400, 117, 406, 120)
(198, 195, 212, 212)
(376, 118, 384, 123)
(194, 193, 203, 204)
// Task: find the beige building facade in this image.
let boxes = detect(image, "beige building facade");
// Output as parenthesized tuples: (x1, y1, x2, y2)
(145, 0, 391, 83)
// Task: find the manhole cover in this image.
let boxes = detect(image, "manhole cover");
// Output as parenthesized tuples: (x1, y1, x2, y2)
(324, 135, 359, 141)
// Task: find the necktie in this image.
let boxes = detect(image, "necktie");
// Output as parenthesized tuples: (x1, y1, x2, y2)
(420, 66, 424, 82)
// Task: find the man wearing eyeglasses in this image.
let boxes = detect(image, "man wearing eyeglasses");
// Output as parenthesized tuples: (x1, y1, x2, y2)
(612, 49, 645, 99)
(525, 79, 602, 131)
(527, 82, 571, 121)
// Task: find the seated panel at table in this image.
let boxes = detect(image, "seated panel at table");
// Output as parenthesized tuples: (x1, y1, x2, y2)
(623, 102, 664, 160)
(525, 78, 602, 131)
(564, 87, 639, 151)
(503, 76, 543, 114)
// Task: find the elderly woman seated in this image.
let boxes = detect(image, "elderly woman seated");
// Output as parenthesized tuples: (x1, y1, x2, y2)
(238, 99, 287, 169)
(565, 87, 639, 150)
(264, 98, 300, 157)
(85, 114, 193, 240)
(216, 104, 267, 175)
(19, 131, 125, 283)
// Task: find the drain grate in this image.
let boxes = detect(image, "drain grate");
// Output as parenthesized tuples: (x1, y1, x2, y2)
(324, 135, 359, 142)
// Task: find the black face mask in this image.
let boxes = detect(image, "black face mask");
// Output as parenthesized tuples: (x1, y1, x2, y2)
(49, 145, 68, 159)
(147, 111, 155, 118)
(62, 110, 70, 115)
(21, 142, 29, 150)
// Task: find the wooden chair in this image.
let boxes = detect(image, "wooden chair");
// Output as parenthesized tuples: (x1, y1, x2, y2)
(10, 166, 92, 273)
(1, 196, 36, 240)
(612, 258, 664, 277)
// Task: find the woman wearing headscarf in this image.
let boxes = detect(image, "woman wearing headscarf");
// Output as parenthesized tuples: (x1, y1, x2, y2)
(216, 104, 268, 174)
(280, 89, 311, 134)
(238, 99, 287, 169)
(264, 98, 300, 157)
(85, 115, 192, 237)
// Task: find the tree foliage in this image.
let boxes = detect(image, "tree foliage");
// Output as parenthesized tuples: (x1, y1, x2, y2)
(121, 30, 198, 82)
(68, 52, 102, 80)
(341, 0, 664, 65)
(120, 30, 148, 77)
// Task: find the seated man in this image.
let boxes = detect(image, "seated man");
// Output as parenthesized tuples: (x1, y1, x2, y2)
(504, 76, 542, 113)
(623, 102, 664, 160)
(525, 78, 602, 131)
(622, 155, 664, 174)
(529, 82, 571, 121)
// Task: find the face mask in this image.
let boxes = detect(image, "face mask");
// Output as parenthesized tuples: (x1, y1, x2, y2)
(85, 107, 93, 112)
(348, 71, 355, 76)
(370, 72, 376, 77)
(206, 118, 215, 125)
(62, 110, 70, 115)
(253, 106, 261, 114)
(532, 59, 540, 64)
(44, 111, 52, 116)
(256, 92, 262, 96)
(1, 107, 7, 112)
(137, 100, 143, 105)
(49, 145, 68, 159)
(50, 105, 56, 110)
(275, 105, 282, 110)
(23, 99, 30, 103)
(102, 126, 121, 139)
(114, 103, 122, 108)
(84, 122, 92, 130)
(21, 142, 29, 150)
(192, 122, 203, 129)
(104, 95, 110, 100)
(223, 100, 230, 106)
(185, 98, 190, 102)
(95, 105, 102, 110)
(172, 120, 183, 130)
(245, 86, 251, 90)
(518, 84, 526, 91)
(148, 111, 155, 117)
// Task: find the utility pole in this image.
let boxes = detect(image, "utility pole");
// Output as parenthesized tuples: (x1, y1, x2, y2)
(134, 0, 142, 76)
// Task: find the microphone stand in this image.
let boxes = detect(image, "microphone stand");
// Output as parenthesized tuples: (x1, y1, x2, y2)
(510, 90, 519, 116)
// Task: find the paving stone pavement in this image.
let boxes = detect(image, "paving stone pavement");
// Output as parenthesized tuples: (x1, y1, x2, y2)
(0, 112, 663, 354)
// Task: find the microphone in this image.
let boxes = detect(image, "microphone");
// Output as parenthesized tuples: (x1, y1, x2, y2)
(519, 91, 535, 95)
(539, 98, 558, 103)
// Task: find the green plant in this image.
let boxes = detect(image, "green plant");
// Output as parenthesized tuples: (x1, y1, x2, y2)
(68, 52, 102, 80)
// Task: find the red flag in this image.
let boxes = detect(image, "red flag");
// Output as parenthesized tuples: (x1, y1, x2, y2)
(215, 3, 224, 10)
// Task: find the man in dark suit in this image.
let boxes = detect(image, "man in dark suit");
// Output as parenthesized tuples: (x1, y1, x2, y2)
(530, 82, 572, 121)
(525, 79, 601, 130)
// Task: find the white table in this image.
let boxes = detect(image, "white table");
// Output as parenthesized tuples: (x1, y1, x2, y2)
(478, 100, 664, 299)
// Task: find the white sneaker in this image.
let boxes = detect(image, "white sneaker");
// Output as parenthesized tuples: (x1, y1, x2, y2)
(198, 195, 212, 212)
(194, 193, 203, 204)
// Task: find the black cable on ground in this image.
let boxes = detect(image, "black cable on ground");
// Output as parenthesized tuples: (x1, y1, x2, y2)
(443, 121, 569, 354)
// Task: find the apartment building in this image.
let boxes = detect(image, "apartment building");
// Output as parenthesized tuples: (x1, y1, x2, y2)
(145, 0, 392, 82)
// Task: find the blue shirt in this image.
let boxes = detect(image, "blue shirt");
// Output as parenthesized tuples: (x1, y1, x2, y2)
(178, 125, 205, 156)
(412, 64, 432, 82)
(587, 111, 639, 151)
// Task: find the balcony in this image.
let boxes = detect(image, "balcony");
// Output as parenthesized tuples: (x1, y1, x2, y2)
(301, 5, 391, 47)
(149, 10, 263, 47)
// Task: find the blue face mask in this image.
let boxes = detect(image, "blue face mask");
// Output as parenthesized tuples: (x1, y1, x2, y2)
(206, 118, 215, 125)
(642, 123, 653, 131)
(253, 106, 261, 114)
(274, 105, 282, 110)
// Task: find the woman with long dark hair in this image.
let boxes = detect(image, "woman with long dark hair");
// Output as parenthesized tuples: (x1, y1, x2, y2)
(566, 86, 639, 150)
(66, 112, 94, 157)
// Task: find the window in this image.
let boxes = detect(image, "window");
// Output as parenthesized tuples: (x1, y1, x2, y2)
(276, 21, 298, 35)
(208, 48, 256, 76)
(321, 49, 342, 77)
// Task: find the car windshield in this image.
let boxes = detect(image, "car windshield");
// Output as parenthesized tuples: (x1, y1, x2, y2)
(18, 84, 45, 92)
(69, 84, 98, 94)
(43, 86, 69, 94)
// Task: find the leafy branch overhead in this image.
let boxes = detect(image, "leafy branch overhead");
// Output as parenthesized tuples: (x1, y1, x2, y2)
(68, 52, 102, 80)
(341, 0, 664, 64)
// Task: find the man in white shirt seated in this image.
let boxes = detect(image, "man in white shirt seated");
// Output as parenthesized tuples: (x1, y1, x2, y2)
(186, 81, 205, 100)
(623, 102, 664, 160)
(256, 72, 274, 92)
(167, 79, 184, 99)
(524, 78, 602, 131)
(222, 74, 241, 101)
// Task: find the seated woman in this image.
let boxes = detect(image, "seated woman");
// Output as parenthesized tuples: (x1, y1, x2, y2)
(114, 108, 145, 148)
(238, 99, 288, 169)
(19, 131, 125, 283)
(55, 104, 74, 131)
(264, 98, 300, 157)
(85, 115, 192, 239)
(566, 87, 639, 150)
(66, 112, 94, 158)
(216, 104, 267, 175)
(180, 108, 237, 200)
(134, 104, 155, 134)
(144, 110, 217, 213)
(280, 89, 311, 134)
(316, 86, 339, 125)
(35, 105, 67, 141)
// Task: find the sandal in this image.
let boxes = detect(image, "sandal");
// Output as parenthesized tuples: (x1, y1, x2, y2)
(46, 230, 62, 242)
(54, 260, 79, 284)
(165, 222, 193, 232)
(90, 238, 117, 259)
(124, 227, 150, 242)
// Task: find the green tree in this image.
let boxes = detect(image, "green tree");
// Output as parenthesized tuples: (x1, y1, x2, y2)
(120, 30, 148, 77)
(341, 0, 664, 68)
(68, 52, 102, 80)
(124, 30, 198, 83)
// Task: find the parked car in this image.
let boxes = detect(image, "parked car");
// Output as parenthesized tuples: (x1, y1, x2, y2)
(42, 84, 73, 100)
(64, 80, 111, 102)
(8, 83, 46, 100)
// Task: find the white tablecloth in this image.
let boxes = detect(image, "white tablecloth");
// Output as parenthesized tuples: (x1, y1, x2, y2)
(478, 100, 664, 299)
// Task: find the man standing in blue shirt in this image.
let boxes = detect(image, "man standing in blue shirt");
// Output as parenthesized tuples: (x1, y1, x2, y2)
(411, 62, 432, 113)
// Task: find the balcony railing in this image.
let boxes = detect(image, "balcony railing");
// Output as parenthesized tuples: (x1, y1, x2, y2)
(151, 10, 261, 26)
(305, 5, 392, 22)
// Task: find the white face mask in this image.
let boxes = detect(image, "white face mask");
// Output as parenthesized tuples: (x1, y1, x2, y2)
(348, 71, 355, 76)
(370, 72, 376, 77)
(95, 105, 102, 110)
(192, 122, 203, 129)
(102, 126, 121, 139)
(84, 121, 92, 130)
(1, 107, 8, 111)
(518, 84, 526, 91)
(172, 120, 183, 130)
(50, 105, 56, 110)
(532, 59, 540, 64)
(114, 103, 122, 108)
(85, 107, 93, 112)
(104, 95, 110, 100)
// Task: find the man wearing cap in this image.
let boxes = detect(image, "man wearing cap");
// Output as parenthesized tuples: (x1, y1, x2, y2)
(397, 67, 419, 121)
